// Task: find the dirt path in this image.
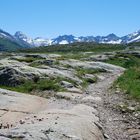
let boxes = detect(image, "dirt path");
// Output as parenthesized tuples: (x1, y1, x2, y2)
(87, 72, 140, 140)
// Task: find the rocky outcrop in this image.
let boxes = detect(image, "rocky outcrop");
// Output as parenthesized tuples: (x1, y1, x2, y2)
(88, 53, 115, 61)
(60, 59, 125, 72)
(0, 105, 104, 140)
(0, 67, 27, 86)
(0, 89, 104, 140)
(0, 66, 39, 87)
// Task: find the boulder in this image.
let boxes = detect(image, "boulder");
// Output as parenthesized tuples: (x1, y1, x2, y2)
(25, 54, 47, 59)
(31, 59, 54, 66)
(66, 87, 83, 94)
(60, 81, 74, 88)
(0, 66, 39, 87)
(120, 51, 140, 58)
(89, 54, 113, 61)
(55, 92, 82, 100)
(82, 96, 102, 104)
(0, 67, 27, 86)
(84, 74, 97, 83)
(60, 59, 125, 73)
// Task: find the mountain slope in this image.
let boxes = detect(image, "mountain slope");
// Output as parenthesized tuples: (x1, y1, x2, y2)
(0, 37, 24, 51)
(15, 31, 52, 47)
(14, 31, 34, 48)
(0, 29, 30, 51)
(121, 30, 140, 43)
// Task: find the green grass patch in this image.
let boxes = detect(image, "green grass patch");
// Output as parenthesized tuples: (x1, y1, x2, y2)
(81, 76, 97, 88)
(53, 60, 60, 65)
(19, 42, 126, 54)
(75, 67, 101, 88)
(75, 67, 106, 77)
(106, 53, 140, 100)
(0, 76, 79, 93)
(0, 78, 65, 93)
(116, 67, 140, 100)
(105, 54, 140, 68)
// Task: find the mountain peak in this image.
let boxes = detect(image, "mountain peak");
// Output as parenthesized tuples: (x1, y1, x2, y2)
(15, 31, 28, 38)
(107, 33, 117, 37)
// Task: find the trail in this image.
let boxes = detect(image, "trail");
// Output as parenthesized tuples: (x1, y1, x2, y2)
(87, 71, 140, 140)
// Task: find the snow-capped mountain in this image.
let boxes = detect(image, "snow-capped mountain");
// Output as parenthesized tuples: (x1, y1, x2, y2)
(52, 35, 78, 45)
(51, 33, 122, 45)
(121, 30, 140, 43)
(94, 34, 121, 44)
(15, 31, 33, 45)
(50, 31, 140, 45)
(14, 31, 51, 47)
(34, 37, 52, 47)
(13, 29, 140, 47)
(13, 31, 124, 46)
(0, 29, 16, 41)
(0, 29, 30, 51)
(1, 28, 140, 50)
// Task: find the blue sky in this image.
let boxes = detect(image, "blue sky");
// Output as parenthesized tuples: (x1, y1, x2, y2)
(0, 0, 140, 38)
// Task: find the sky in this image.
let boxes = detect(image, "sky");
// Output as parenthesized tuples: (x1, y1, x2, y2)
(0, 0, 140, 38)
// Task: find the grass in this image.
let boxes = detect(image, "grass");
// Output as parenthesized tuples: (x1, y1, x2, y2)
(53, 60, 60, 65)
(81, 76, 97, 88)
(0, 78, 65, 93)
(19, 42, 126, 54)
(116, 67, 140, 99)
(75, 67, 102, 88)
(0, 76, 80, 93)
(29, 62, 41, 67)
(106, 53, 140, 100)
(0, 67, 100, 93)
(58, 52, 92, 60)
(75, 67, 106, 77)
(105, 54, 140, 68)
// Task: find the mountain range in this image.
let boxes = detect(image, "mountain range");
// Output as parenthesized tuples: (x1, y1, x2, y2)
(0, 28, 140, 51)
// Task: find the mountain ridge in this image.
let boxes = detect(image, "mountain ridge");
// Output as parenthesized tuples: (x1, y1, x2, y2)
(1, 28, 140, 51)
(14, 30, 140, 47)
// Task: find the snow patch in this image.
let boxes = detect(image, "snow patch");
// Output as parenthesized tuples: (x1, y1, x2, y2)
(59, 40, 69, 45)
(101, 39, 122, 44)
(127, 35, 140, 43)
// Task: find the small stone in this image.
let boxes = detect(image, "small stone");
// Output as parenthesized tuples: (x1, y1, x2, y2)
(104, 133, 109, 139)
(127, 107, 135, 112)
(115, 90, 120, 94)
(60, 81, 73, 88)
(25, 117, 30, 120)
(19, 120, 25, 124)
